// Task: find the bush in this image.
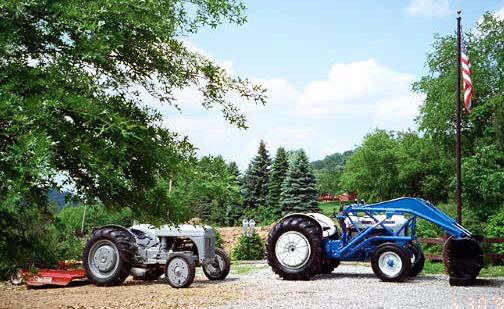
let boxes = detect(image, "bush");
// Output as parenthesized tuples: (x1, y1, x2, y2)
(232, 232, 265, 260)
(214, 228, 224, 249)
(485, 206, 504, 258)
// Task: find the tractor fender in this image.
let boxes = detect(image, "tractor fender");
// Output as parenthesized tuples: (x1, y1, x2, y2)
(280, 213, 337, 238)
(92, 224, 137, 239)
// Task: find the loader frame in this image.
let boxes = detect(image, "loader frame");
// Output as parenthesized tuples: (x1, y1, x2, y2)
(324, 197, 472, 261)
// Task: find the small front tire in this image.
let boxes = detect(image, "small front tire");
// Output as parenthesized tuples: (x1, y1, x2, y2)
(203, 248, 231, 280)
(371, 244, 412, 282)
(165, 253, 196, 288)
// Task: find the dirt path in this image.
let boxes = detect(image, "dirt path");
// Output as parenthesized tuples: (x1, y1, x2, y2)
(0, 271, 248, 309)
(1, 264, 503, 309)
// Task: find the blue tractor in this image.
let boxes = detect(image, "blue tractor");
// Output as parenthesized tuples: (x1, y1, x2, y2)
(266, 197, 483, 286)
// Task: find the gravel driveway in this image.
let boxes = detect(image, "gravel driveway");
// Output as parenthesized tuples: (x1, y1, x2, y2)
(1, 263, 503, 309)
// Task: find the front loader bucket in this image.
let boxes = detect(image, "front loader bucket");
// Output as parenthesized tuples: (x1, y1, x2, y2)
(443, 237, 484, 286)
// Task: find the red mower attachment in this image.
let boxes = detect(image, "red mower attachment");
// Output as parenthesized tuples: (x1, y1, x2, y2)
(10, 261, 87, 288)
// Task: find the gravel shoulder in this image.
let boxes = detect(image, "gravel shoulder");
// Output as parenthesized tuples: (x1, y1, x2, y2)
(1, 263, 503, 309)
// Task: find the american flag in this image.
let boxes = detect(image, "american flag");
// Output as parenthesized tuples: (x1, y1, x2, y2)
(461, 32, 473, 113)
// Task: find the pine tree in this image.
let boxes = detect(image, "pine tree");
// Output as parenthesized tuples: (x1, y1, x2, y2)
(280, 150, 320, 214)
(227, 161, 241, 184)
(241, 140, 271, 209)
(268, 147, 289, 210)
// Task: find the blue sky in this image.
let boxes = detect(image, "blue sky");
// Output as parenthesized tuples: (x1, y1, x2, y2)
(160, 0, 504, 169)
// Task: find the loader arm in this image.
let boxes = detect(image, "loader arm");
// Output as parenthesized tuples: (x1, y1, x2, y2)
(346, 197, 471, 239)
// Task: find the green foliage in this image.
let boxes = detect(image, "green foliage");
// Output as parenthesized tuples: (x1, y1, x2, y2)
(340, 130, 451, 203)
(311, 150, 353, 195)
(232, 232, 265, 260)
(268, 147, 289, 213)
(241, 140, 271, 209)
(214, 228, 224, 249)
(485, 206, 504, 257)
(1, 0, 265, 276)
(172, 155, 243, 226)
(280, 150, 319, 214)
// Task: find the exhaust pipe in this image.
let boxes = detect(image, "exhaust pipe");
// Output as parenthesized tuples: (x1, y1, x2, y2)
(443, 236, 484, 286)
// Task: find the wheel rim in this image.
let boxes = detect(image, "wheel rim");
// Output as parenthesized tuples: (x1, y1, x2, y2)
(205, 254, 224, 277)
(378, 251, 403, 277)
(10, 269, 23, 285)
(167, 257, 190, 287)
(275, 231, 311, 270)
(88, 239, 120, 279)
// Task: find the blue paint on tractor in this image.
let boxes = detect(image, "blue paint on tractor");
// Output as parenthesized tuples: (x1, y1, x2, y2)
(323, 197, 472, 262)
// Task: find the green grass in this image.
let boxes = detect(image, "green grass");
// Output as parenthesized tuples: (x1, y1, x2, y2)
(319, 201, 340, 217)
(422, 261, 504, 277)
(230, 263, 268, 275)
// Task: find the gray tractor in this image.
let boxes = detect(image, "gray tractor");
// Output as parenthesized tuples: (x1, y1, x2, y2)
(83, 224, 230, 288)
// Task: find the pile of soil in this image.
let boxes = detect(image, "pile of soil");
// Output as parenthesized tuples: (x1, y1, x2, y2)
(217, 226, 271, 255)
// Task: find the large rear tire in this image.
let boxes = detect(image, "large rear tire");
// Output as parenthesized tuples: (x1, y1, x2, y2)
(371, 243, 412, 282)
(83, 227, 136, 286)
(203, 248, 231, 280)
(266, 216, 323, 280)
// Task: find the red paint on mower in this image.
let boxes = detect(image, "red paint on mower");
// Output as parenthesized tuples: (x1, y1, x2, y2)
(13, 261, 87, 288)
(25, 268, 86, 287)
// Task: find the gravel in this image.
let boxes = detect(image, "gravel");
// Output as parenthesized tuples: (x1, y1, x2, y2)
(213, 263, 504, 309)
(1, 263, 503, 309)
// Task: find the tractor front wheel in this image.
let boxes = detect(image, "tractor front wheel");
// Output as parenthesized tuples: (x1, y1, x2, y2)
(371, 244, 412, 282)
(203, 248, 231, 280)
(408, 243, 425, 277)
(165, 253, 196, 288)
(266, 216, 323, 280)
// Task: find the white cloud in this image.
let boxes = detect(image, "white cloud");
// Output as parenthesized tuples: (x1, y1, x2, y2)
(494, 6, 504, 21)
(405, 0, 452, 18)
(147, 44, 421, 169)
(296, 59, 421, 126)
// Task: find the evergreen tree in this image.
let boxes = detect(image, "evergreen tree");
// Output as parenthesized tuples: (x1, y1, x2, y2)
(280, 150, 319, 214)
(227, 161, 241, 184)
(241, 140, 271, 209)
(268, 147, 289, 210)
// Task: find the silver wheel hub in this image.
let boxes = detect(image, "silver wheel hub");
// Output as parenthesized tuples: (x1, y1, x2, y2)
(206, 254, 224, 275)
(378, 251, 403, 277)
(275, 231, 311, 270)
(88, 240, 120, 278)
(167, 257, 189, 286)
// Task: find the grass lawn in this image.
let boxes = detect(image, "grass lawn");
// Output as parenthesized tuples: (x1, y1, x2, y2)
(422, 261, 504, 277)
(319, 201, 341, 217)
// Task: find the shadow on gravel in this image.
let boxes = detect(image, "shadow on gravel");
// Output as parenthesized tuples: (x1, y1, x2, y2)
(27, 280, 90, 290)
(471, 278, 503, 287)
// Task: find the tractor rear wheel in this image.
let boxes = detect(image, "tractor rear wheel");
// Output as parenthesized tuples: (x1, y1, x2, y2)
(266, 216, 323, 280)
(83, 226, 136, 286)
(319, 259, 340, 274)
(371, 244, 412, 282)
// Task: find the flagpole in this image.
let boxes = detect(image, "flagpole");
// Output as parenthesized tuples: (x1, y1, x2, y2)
(456, 10, 463, 224)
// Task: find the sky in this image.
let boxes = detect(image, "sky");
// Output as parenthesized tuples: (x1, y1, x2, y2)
(158, 0, 504, 169)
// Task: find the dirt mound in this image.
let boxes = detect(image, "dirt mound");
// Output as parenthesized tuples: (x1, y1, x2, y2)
(217, 226, 271, 254)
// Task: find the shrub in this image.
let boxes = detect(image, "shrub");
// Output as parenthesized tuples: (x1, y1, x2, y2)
(485, 206, 504, 259)
(232, 232, 265, 260)
(214, 228, 224, 249)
